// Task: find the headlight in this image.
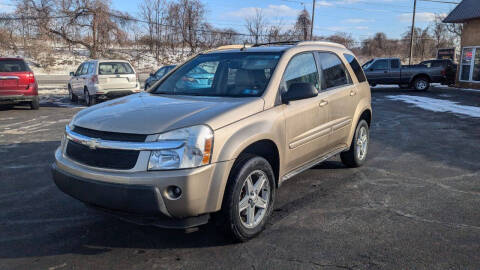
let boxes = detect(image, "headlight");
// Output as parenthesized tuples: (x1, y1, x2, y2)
(148, 125, 213, 170)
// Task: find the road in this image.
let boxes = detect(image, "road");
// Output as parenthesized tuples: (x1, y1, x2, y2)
(0, 86, 479, 269)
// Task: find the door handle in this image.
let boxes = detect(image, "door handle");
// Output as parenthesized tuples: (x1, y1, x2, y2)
(384, 71, 388, 73)
(350, 90, 357, 96)
(319, 100, 328, 107)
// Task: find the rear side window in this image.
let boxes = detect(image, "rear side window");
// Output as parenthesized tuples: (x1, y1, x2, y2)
(99, 62, 134, 75)
(281, 52, 320, 93)
(317, 52, 349, 89)
(344, 54, 366, 83)
(0, 60, 29, 72)
(391, 59, 400, 69)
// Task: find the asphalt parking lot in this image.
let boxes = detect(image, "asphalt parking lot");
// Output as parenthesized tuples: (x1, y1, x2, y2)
(0, 86, 479, 270)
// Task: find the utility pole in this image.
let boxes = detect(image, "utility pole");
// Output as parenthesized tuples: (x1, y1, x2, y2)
(310, 0, 316, 40)
(408, 0, 417, 65)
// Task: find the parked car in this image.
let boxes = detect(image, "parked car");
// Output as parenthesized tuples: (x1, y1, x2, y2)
(144, 65, 176, 90)
(0, 57, 39, 109)
(363, 57, 447, 91)
(68, 60, 141, 106)
(419, 59, 457, 86)
(52, 41, 372, 241)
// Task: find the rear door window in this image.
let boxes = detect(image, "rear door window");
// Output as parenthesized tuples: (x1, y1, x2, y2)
(317, 52, 349, 89)
(99, 62, 134, 75)
(0, 60, 29, 72)
(344, 54, 366, 83)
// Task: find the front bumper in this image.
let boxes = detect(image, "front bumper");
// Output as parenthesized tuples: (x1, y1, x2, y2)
(52, 147, 234, 226)
(52, 163, 209, 228)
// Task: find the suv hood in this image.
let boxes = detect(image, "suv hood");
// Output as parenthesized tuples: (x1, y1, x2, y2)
(72, 92, 265, 134)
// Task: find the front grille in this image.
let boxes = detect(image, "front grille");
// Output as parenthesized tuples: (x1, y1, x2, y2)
(73, 126, 147, 142)
(66, 140, 139, 170)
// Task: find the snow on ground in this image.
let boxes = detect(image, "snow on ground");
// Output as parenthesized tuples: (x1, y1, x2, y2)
(386, 95, 480, 118)
(38, 87, 84, 108)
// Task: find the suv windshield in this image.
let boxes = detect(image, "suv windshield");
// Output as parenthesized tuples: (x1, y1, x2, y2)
(152, 52, 282, 97)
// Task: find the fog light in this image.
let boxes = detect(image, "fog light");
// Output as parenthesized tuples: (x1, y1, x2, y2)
(166, 186, 182, 200)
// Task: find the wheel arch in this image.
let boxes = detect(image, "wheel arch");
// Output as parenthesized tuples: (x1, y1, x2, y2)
(346, 104, 372, 148)
(410, 73, 431, 85)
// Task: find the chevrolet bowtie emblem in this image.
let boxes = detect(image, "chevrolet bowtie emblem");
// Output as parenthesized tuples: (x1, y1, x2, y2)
(86, 139, 100, 150)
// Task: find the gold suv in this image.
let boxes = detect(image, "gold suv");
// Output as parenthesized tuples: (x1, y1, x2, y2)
(52, 41, 372, 241)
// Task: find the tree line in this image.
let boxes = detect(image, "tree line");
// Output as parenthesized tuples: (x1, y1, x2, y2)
(0, 0, 463, 65)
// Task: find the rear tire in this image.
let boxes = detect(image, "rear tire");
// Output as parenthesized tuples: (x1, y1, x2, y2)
(30, 96, 40, 110)
(413, 77, 430, 91)
(69, 85, 78, 102)
(341, 120, 369, 168)
(220, 154, 276, 242)
(84, 89, 96, 106)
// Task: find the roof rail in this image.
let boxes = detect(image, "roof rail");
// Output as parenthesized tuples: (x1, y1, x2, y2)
(297, 41, 346, 49)
(204, 44, 252, 53)
(252, 41, 300, 47)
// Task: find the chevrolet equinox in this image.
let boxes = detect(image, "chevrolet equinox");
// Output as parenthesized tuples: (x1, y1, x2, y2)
(52, 41, 372, 241)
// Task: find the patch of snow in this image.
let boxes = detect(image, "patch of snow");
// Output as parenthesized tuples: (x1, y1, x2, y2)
(386, 95, 480, 118)
(372, 85, 400, 88)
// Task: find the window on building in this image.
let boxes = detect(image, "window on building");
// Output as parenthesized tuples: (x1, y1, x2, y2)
(460, 47, 480, 82)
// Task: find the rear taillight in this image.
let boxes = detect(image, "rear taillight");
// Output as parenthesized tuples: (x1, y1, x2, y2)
(441, 69, 446, 76)
(26, 72, 36, 89)
(136, 73, 139, 82)
(91, 75, 98, 84)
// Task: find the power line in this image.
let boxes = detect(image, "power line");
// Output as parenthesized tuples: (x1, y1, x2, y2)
(419, 0, 459, 4)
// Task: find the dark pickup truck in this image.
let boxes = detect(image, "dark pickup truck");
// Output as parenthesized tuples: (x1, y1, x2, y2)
(363, 58, 447, 91)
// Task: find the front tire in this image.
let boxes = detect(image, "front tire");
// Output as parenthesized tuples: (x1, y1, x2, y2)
(341, 120, 369, 168)
(68, 85, 78, 102)
(221, 154, 276, 242)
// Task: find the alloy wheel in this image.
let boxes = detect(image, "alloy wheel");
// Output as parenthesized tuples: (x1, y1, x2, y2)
(356, 126, 368, 161)
(238, 170, 270, 229)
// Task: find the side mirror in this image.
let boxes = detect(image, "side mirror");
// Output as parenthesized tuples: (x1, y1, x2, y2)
(149, 72, 154, 77)
(70, 72, 75, 77)
(282, 83, 318, 103)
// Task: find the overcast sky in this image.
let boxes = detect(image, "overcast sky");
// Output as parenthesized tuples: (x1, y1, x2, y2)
(1, 0, 459, 40)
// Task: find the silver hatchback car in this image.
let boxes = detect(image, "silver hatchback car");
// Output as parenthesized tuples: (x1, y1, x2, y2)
(68, 60, 141, 106)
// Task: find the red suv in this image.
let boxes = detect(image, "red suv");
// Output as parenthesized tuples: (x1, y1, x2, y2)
(0, 57, 39, 110)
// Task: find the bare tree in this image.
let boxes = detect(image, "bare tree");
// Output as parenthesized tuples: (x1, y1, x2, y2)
(294, 8, 311, 41)
(245, 8, 267, 44)
(139, 0, 167, 60)
(326, 32, 355, 49)
(22, 0, 129, 58)
(168, 0, 206, 53)
(430, 14, 456, 50)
